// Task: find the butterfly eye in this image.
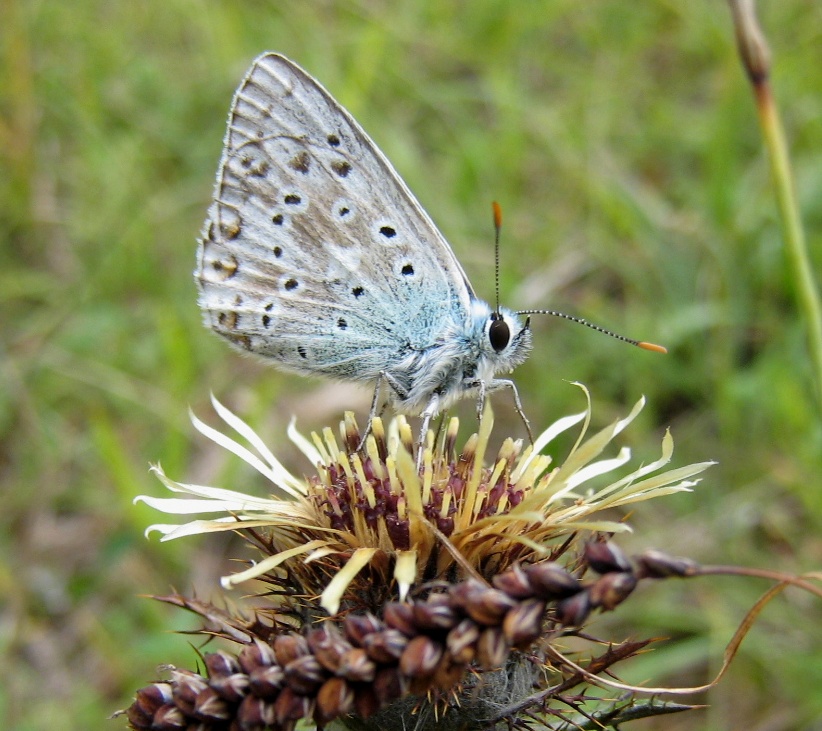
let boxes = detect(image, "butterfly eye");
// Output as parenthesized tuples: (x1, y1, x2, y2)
(488, 315, 510, 353)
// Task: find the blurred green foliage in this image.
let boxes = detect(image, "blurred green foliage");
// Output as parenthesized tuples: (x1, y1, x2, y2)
(1, 1, 820, 729)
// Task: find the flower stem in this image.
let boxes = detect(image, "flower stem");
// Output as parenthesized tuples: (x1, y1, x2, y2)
(728, 0, 822, 413)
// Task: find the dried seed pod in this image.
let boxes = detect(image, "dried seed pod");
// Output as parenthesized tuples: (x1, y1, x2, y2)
(283, 655, 326, 694)
(128, 683, 172, 728)
(204, 651, 241, 678)
(523, 562, 581, 599)
(383, 602, 416, 636)
(274, 686, 313, 725)
(248, 664, 285, 699)
(209, 672, 249, 703)
(458, 583, 518, 625)
(492, 563, 534, 598)
(502, 598, 546, 647)
(337, 647, 377, 682)
(635, 549, 700, 579)
(344, 612, 383, 646)
(556, 590, 592, 627)
(430, 655, 466, 692)
(362, 628, 408, 664)
(238, 639, 277, 673)
(151, 703, 186, 730)
(475, 626, 509, 669)
(373, 665, 406, 705)
(315, 677, 355, 724)
(585, 541, 632, 574)
(412, 600, 459, 630)
(193, 686, 231, 722)
(170, 669, 207, 716)
(307, 625, 351, 673)
(588, 572, 638, 611)
(446, 618, 480, 664)
(238, 694, 276, 729)
(353, 683, 381, 719)
(399, 635, 444, 678)
(274, 634, 310, 666)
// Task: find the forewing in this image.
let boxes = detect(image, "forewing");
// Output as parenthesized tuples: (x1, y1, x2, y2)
(197, 53, 474, 382)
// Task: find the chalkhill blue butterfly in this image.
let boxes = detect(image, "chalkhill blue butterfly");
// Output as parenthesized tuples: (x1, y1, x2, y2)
(196, 53, 664, 453)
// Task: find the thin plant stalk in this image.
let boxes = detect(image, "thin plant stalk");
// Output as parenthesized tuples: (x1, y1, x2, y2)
(728, 0, 822, 413)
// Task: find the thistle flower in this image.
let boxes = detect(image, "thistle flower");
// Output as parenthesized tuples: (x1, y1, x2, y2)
(125, 388, 713, 730)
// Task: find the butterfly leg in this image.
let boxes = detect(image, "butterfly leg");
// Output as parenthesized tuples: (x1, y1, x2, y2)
(356, 373, 386, 452)
(473, 379, 488, 422)
(417, 393, 442, 470)
(480, 378, 534, 444)
(356, 371, 409, 452)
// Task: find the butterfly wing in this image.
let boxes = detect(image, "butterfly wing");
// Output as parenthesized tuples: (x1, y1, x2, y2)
(197, 53, 475, 384)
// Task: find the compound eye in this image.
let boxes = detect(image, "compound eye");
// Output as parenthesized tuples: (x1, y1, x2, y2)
(488, 315, 511, 353)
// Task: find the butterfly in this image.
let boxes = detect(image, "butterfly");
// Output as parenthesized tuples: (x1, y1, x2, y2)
(196, 53, 663, 454)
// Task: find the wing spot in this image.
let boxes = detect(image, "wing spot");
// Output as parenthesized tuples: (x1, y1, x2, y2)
(352, 286, 365, 298)
(401, 263, 414, 276)
(226, 333, 252, 350)
(262, 315, 271, 328)
(289, 151, 311, 173)
(218, 312, 239, 330)
(210, 255, 238, 279)
(284, 194, 301, 205)
(264, 303, 274, 311)
(240, 154, 269, 177)
(337, 317, 347, 330)
(297, 346, 308, 359)
(338, 206, 350, 217)
(221, 220, 241, 239)
(379, 225, 397, 238)
(272, 214, 284, 225)
(327, 133, 341, 147)
(331, 160, 352, 177)
(284, 278, 298, 291)
(273, 246, 283, 258)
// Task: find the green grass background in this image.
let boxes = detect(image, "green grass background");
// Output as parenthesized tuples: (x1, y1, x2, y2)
(2, 1, 821, 729)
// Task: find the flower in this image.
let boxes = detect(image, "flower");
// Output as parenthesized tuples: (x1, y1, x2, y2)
(126, 387, 714, 730)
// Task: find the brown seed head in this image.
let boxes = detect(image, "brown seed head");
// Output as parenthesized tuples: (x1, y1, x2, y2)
(399, 635, 444, 678)
(475, 625, 510, 669)
(585, 541, 632, 574)
(502, 598, 546, 647)
(284, 654, 326, 694)
(362, 628, 408, 664)
(193, 686, 231, 721)
(492, 563, 534, 598)
(344, 612, 384, 646)
(337, 647, 377, 682)
(274, 633, 310, 666)
(248, 663, 286, 699)
(635, 549, 700, 579)
(315, 677, 355, 724)
(446, 618, 480, 664)
(523, 562, 581, 599)
(238, 639, 277, 672)
(588, 572, 638, 611)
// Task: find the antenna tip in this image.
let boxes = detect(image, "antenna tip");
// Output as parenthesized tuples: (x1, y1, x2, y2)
(492, 201, 502, 228)
(637, 341, 668, 354)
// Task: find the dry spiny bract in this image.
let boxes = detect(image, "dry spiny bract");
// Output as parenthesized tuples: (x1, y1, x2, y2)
(124, 395, 713, 729)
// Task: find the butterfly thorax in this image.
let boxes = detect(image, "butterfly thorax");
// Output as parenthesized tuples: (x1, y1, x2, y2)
(383, 301, 532, 416)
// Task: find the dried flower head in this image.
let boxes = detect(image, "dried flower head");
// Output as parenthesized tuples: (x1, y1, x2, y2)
(125, 388, 713, 730)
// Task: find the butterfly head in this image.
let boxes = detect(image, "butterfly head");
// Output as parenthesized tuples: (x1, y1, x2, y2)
(475, 302, 532, 375)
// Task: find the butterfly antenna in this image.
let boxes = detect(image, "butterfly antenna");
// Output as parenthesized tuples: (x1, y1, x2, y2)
(492, 201, 503, 316)
(516, 309, 668, 353)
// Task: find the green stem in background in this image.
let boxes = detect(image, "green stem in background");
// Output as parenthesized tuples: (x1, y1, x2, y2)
(727, 0, 822, 415)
